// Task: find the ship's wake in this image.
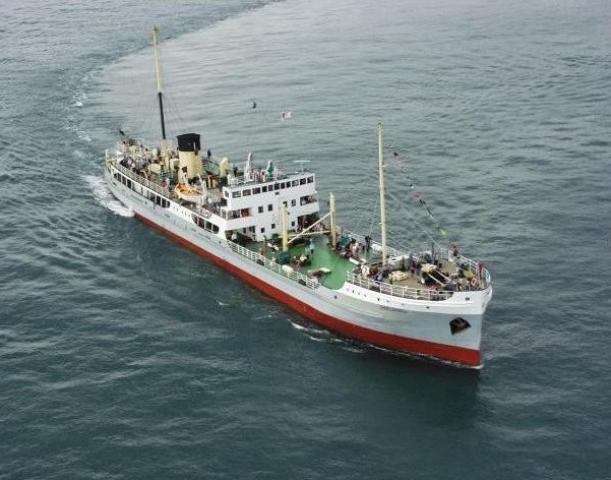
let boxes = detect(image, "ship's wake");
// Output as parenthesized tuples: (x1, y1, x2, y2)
(85, 175, 134, 217)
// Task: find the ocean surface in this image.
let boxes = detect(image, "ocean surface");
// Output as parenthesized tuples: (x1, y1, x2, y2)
(1, 0, 610, 478)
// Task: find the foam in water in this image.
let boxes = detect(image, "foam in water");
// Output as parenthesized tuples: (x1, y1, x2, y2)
(73, 90, 87, 107)
(85, 175, 134, 217)
(78, 131, 92, 142)
(289, 320, 329, 336)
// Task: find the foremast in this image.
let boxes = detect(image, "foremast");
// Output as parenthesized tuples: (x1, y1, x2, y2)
(152, 25, 167, 141)
(378, 123, 388, 267)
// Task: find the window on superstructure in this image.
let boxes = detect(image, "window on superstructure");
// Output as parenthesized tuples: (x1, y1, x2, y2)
(232, 191, 241, 198)
(268, 204, 273, 211)
(213, 224, 219, 233)
(274, 183, 280, 191)
(253, 187, 261, 194)
(300, 178, 306, 185)
(260, 227, 265, 233)
(258, 206, 264, 213)
(223, 190, 229, 198)
(262, 186, 268, 193)
(271, 223, 276, 229)
(282, 201, 288, 208)
(291, 199, 296, 207)
(291, 221, 295, 227)
(307, 176, 314, 183)
(243, 189, 251, 196)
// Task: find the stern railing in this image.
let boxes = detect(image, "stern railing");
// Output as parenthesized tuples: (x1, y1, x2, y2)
(111, 161, 168, 196)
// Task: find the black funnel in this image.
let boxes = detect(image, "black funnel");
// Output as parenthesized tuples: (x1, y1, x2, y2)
(177, 133, 201, 152)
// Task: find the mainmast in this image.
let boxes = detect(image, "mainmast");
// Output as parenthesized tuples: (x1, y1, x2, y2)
(152, 25, 167, 140)
(378, 123, 388, 267)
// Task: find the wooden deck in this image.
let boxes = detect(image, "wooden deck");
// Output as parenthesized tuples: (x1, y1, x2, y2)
(382, 257, 475, 291)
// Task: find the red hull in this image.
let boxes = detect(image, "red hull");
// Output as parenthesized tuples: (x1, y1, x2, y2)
(135, 212, 481, 367)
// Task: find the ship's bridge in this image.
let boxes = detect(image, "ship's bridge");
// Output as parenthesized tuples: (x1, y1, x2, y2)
(220, 171, 319, 242)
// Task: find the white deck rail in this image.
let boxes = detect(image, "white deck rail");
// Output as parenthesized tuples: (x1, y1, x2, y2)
(228, 242, 320, 290)
(111, 161, 168, 196)
(346, 272, 454, 301)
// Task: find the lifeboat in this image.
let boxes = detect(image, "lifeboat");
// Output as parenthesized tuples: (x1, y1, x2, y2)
(175, 183, 203, 203)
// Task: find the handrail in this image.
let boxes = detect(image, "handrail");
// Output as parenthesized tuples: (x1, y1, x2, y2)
(110, 161, 226, 222)
(111, 162, 168, 196)
(342, 229, 490, 290)
(341, 230, 404, 258)
(224, 170, 311, 187)
(346, 272, 454, 301)
(228, 241, 320, 290)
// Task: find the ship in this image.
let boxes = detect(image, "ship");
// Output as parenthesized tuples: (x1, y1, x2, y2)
(103, 27, 493, 368)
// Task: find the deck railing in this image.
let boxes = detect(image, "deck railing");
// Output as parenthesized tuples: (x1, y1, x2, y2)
(341, 229, 491, 290)
(228, 242, 320, 290)
(341, 230, 404, 258)
(111, 161, 168, 196)
(110, 161, 228, 222)
(346, 272, 454, 301)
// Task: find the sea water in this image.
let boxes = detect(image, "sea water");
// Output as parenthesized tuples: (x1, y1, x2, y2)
(1, 0, 610, 478)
